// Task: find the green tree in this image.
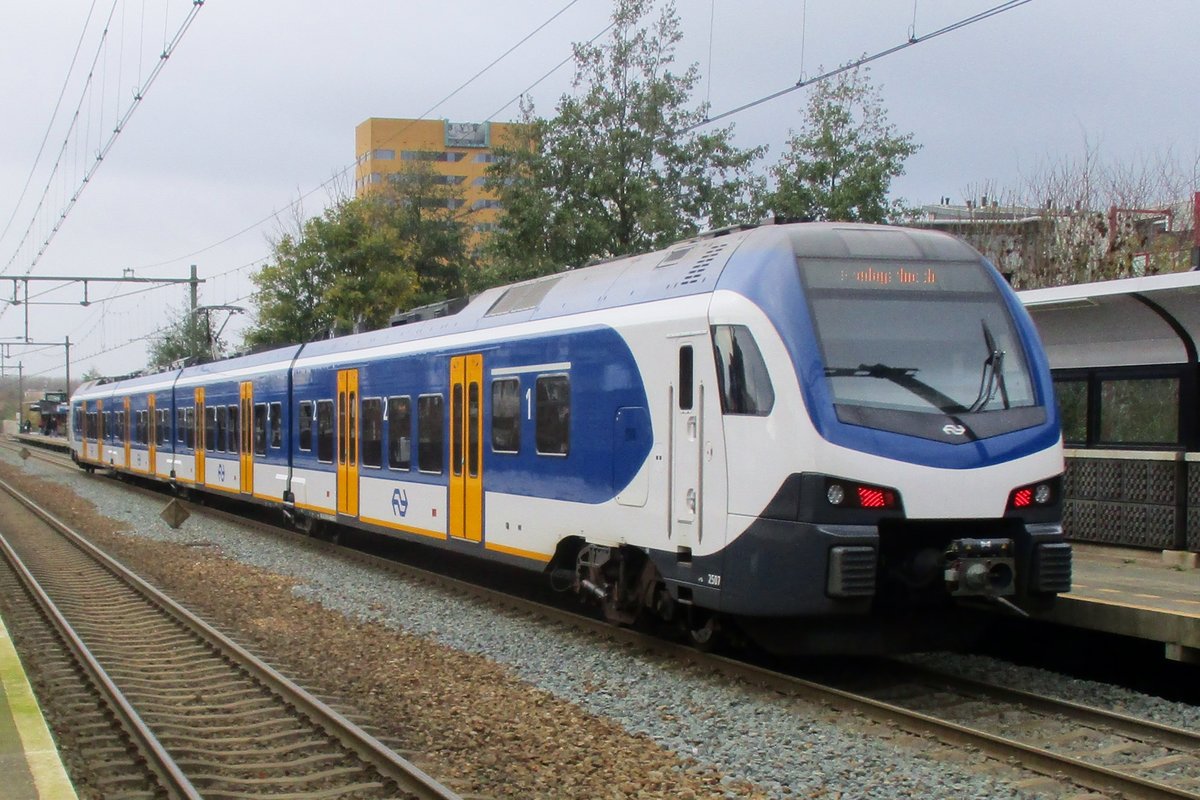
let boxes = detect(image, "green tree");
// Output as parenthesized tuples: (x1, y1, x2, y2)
(247, 170, 469, 350)
(481, 0, 762, 284)
(147, 303, 218, 369)
(767, 65, 918, 223)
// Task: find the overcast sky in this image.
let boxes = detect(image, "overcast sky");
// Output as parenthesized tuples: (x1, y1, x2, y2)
(1, 0, 1197, 380)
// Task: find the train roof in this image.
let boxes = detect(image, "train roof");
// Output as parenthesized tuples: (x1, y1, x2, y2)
(1019, 270, 1200, 369)
(73, 222, 981, 397)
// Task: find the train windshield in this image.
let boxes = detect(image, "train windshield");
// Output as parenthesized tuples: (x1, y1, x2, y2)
(800, 259, 1035, 416)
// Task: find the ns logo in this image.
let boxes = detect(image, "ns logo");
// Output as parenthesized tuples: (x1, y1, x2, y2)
(942, 423, 967, 436)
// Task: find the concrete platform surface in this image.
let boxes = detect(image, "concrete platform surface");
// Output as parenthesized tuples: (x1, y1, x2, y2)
(0, 616, 77, 800)
(1038, 543, 1200, 662)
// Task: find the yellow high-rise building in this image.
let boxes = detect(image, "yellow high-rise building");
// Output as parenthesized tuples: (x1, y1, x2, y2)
(354, 118, 521, 240)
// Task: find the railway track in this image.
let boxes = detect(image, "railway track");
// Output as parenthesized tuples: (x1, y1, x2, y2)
(5, 437, 1199, 799)
(0, 472, 461, 800)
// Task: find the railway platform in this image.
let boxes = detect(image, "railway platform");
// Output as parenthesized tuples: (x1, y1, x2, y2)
(1034, 543, 1200, 664)
(0, 615, 77, 800)
(10, 433, 71, 455)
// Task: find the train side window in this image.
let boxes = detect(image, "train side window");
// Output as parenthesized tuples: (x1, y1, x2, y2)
(535, 375, 570, 456)
(206, 406, 218, 453)
(253, 403, 268, 456)
(176, 408, 186, 444)
(269, 402, 282, 449)
(361, 398, 383, 468)
(711, 325, 775, 416)
(679, 346, 694, 410)
(216, 406, 228, 453)
(491, 378, 520, 453)
(185, 408, 195, 449)
(158, 409, 169, 446)
(387, 396, 412, 470)
(298, 401, 314, 452)
(1099, 377, 1179, 445)
(417, 394, 444, 473)
(316, 399, 334, 463)
(228, 404, 240, 454)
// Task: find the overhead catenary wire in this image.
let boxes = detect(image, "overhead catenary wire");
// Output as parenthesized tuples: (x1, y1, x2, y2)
(1, 0, 206, 281)
(680, 0, 1033, 134)
(130, 0, 596, 273)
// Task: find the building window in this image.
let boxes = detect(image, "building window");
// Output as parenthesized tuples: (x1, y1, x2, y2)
(711, 325, 774, 416)
(417, 394, 444, 473)
(298, 401, 314, 452)
(372, 148, 395, 160)
(1054, 379, 1087, 444)
(316, 399, 334, 463)
(536, 375, 570, 456)
(492, 379, 520, 453)
(473, 153, 500, 163)
(1099, 377, 1178, 445)
(471, 198, 503, 211)
(388, 396, 412, 470)
(361, 397, 383, 468)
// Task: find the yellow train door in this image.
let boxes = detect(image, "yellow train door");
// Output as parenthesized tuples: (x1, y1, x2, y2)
(240, 382, 254, 495)
(449, 354, 484, 542)
(148, 395, 157, 476)
(123, 397, 132, 469)
(337, 369, 359, 517)
(195, 388, 206, 486)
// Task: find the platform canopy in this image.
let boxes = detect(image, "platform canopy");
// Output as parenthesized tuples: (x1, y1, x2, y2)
(1019, 271, 1200, 370)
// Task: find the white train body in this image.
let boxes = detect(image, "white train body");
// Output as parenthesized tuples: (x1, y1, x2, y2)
(71, 223, 1071, 652)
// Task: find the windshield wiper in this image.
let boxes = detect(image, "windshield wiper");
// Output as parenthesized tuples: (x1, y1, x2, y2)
(825, 363, 965, 413)
(969, 320, 1010, 412)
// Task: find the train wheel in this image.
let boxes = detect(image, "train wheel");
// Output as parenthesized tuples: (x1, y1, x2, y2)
(687, 612, 721, 651)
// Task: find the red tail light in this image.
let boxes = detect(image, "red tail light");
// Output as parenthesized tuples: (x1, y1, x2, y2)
(826, 479, 901, 511)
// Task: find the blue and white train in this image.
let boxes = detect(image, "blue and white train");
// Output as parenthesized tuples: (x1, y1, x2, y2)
(70, 222, 1072, 653)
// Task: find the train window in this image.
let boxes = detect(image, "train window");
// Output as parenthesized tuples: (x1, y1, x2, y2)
(316, 399, 334, 463)
(1054, 379, 1088, 444)
(185, 408, 195, 449)
(1099, 377, 1179, 445)
(417, 394, 444, 473)
(361, 398, 383, 468)
(158, 409, 169, 446)
(177, 408, 186, 444)
(451, 384, 463, 477)
(491, 379, 520, 453)
(535, 375, 570, 456)
(298, 401, 314, 452)
(679, 346, 694, 410)
(711, 325, 775, 416)
(468, 382, 480, 478)
(387, 396, 412, 470)
(216, 406, 228, 453)
(253, 403, 268, 456)
(228, 405, 240, 454)
(206, 407, 217, 453)
(269, 402, 282, 449)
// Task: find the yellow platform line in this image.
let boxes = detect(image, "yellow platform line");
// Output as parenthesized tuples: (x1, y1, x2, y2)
(0, 618, 77, 799)
(1065, 593, 1200, 620)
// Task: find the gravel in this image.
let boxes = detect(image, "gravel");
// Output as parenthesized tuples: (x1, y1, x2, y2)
(6, 447, 1197, 799)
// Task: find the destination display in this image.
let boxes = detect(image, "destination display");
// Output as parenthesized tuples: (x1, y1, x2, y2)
(800, 259, 994, 293)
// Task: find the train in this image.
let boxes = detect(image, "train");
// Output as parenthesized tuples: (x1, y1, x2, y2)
(69, 221, 1072, 654)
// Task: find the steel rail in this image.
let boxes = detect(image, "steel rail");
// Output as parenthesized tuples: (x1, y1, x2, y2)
(0, 512, 203, 799)
(0, 475, 462, 800)
(7, 444, 1197, 800)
